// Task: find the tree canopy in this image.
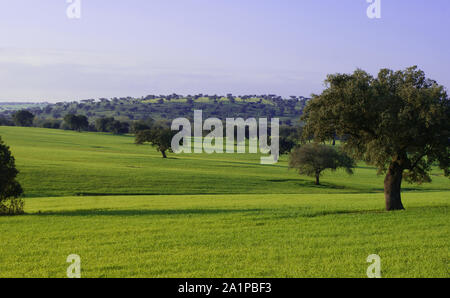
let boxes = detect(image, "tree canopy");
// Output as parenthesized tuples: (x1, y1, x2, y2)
(289, 143, 355, 185)
(95, 117, 129, 134)
(135, 127, 176, 158)
(0, 136, 24, 215)
(64, 114, 89, 132)
(302, 66, 450, 210)
(278, 125, 301, 155)
(13, 110, 34, 127)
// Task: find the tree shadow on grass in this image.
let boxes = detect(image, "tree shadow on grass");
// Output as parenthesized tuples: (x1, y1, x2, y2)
(266, 179, 300, 183)
(266, 178, 440, 193)
(354, 165, 377, 170)
(28, 208, 264, 217)
(267, 178, 349, 190)
(27, 207, 380, 219)
(302, 181, 348, 190)
(266, 208, 385, 220)
(301, 209, 385, 218)
(280, 205, 449, 219)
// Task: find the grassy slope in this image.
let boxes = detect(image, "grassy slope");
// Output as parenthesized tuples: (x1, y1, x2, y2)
(0, 127, 448, 198)
(0, 126, 448, 277)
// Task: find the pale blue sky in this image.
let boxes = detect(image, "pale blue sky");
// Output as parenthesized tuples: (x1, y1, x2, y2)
(0, 0, 449, 102)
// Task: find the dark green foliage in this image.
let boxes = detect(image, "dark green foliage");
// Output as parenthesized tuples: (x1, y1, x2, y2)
(279, 125, 302, 155)
(95, 117, 115, 132)
(289, 143, 355, 185)
(302, 66, 450, 210)
(109, 120, 129, 135)
(0, 116, 13, 126)
(279, 137, 296, 155)
(95, 117, 129, 134)
(41, 120, 61, 129)
(135, 128, 176, 158)
(13, 110, 34, 127)
(6, 96, 308, 126)
(64, 114, 89, 131)
(0, 136, 24, 215)
(130, 120, 153, 134)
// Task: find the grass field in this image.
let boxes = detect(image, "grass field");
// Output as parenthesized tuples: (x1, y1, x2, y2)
(0, 126, 448, 277)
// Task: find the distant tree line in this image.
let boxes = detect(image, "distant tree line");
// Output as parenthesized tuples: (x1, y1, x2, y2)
(0, 95, 309, 129)
(95, 117, 130, 134)
(135, 126, 176, 158)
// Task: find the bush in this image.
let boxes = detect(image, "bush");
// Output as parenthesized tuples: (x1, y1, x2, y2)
(13, 110, 34, 127)
(0, 136, 24, 215)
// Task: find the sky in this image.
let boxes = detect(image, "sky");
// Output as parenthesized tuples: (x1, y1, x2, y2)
(0, 0, 449, 102)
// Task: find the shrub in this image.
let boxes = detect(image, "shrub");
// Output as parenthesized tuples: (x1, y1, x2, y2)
(0, 136, 24, 215)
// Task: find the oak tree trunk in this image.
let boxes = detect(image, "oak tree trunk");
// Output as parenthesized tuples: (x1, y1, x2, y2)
(161, 150, 167, 158)
(384, 162, 405, 211)
(315, 174, 320, 185)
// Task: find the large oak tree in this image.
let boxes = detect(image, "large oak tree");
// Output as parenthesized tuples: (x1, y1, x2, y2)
(302, 66, 449, 210)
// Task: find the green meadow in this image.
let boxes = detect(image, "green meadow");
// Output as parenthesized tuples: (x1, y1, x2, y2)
(0, 126, 449, 277)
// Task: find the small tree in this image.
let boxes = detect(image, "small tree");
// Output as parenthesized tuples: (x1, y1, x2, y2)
(135, 128, 175, 158)
(109, 120, 129, 135)
(289, 144, 355, 185)
(0, 136, 24, 215)
(13, 110, 34, 127)
(64, 114, 89, 132)
(95, 117, 115, 132)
